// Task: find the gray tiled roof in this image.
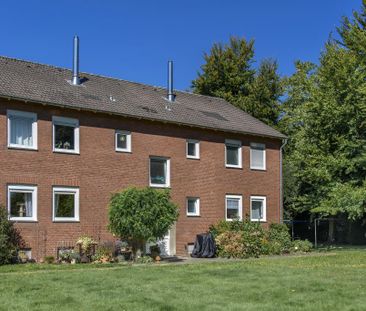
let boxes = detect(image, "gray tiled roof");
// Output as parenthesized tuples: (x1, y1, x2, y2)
(0, 56, 285, 139)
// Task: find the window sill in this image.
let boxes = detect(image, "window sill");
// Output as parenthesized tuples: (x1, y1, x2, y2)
(53, 219, 80, 223)
(8, 145, 38, 151)
(149, 184, 171, 189)
(225, 165, 242, 170)
(115, 149, 132, 154)
(186, 156, 200, 160)
(250, 219, 267, 223)
(250, 168, 266, 171)
(187, 214, 200, 217)
(10, 219, 38, 223)
(53, 150, 80, 155)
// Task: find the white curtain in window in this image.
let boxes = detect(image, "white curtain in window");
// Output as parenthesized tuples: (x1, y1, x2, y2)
(227, 198, 239, 211)
(24, 193, 32, 217)
(251, 147, 264, 168)
(251, 200, 263, 219)
(11, 116, 33, 146)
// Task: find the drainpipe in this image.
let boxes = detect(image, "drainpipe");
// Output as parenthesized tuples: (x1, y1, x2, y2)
(279, 138, 288, 224)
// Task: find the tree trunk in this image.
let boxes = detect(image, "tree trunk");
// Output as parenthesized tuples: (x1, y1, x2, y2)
(328, 219, 335, 243)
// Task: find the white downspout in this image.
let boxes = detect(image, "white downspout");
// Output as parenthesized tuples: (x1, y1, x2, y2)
(279, 138, 288, 224)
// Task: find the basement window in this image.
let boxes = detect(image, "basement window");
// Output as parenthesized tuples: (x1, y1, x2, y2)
(7, 110, 38, 150)
(8, 185, 37, 221)
(186, 139, 200, 159)
(115, 130, 131, 152)
(53, 187, 80, 222)
(250, 196, 266, 222)
(225, 139, 242, 168)
(225, 195, 242, 221)
(149, 157, 170, 188)
(186, 197, 200, 216)
(53, 116, 79, 154)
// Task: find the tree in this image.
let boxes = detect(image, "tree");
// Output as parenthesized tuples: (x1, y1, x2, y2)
(0, 207, 24, 265)
(108, 187, 179, 259)
(280, 1, 366, 238)
(192, 36, 283, 126)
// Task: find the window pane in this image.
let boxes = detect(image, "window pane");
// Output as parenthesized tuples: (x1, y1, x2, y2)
(252, 200, 263, 219)
(252, 148, 264, 168)
(10, 192, 32, 217)
(55, 193, 75, 218)
(10, 116, 33, 146)
(116, 133, 127, 149)
(187, 143, 196, 156)
(55, 125, 75, 150)
(226, 145, 239, 165)
(226, 198, 239, 219)
(150, 159, 166, 185)
(187, 199, 196, 214)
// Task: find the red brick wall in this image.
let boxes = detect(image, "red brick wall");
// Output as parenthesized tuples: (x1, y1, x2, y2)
(0, 99, 282, 260)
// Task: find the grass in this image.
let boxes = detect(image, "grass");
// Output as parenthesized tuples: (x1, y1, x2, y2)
(0, 249, 365, 310)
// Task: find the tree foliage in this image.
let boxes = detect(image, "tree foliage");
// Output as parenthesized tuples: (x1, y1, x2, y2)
(108, 187, 179, 257)
(192, 36, 283, 126)
(280, 1, 366, 220)
(0, 206, 24, 265)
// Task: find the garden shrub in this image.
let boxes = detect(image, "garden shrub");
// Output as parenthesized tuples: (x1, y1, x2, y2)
(292, 239, 313, 252)
(210, 220, 296, 258)
(0, 206, 24, 265)
(266, 223, 292, 255)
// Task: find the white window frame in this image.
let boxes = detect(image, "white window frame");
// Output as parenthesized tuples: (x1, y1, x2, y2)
(7, 184, 37, 222)
(225, 194, 243, 221)
(7, 110, 38, 150)
(250, 143, 266, 170)
(115, 130, 132, 153)
(186, 139, 200, 159)
(52, 187, 80, 222)
(225, 139, 242, 168)
(52, 116, 80, 154)
(186, 197, 200, 216)
(149, 157, 170, 188)
(250, 196, 267, 222)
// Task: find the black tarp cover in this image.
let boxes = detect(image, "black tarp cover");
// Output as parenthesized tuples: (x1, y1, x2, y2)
(191, 233, 216, 258)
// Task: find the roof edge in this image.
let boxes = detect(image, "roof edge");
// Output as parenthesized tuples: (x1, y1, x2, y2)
(0, 94, 287, 140)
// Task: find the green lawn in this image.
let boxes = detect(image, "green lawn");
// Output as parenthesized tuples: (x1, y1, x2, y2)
(0, 249, 365, 311)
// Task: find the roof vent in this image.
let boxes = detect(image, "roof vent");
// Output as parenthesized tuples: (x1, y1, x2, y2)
(167, 60, 175, 102)
(71, 36, 80, 85)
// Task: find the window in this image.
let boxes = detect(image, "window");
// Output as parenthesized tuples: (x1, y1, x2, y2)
(186, 197, 200, 216)
(186, 139, 200, 159)
(250, 196, 266, 222)
(225, 195, 242, 221)
(53, 187, 80, 222)
(115, 130, 131, 152)
(7, 185, 37, 221)
(7, 110, 37, 150)
(53, 116, 79, 154)
(250, 143, 266, 170)
(225, 139, 242, 168)
(149, 157, 170, 188)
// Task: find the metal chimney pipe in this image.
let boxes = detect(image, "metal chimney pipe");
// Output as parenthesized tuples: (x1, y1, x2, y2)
(72, 36, 80, 85)
(167, 60, 175, 102)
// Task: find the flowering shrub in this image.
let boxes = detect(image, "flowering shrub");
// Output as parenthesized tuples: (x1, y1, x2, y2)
(216, 231, 244, 258)
(292, 239, 313, 252)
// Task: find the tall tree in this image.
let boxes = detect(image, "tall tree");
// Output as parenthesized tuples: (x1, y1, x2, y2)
(280, 1, 366, 230)
(192, 36, 282, 126)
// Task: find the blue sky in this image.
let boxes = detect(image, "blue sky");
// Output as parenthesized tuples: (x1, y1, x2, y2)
(0, 1, 361, 90)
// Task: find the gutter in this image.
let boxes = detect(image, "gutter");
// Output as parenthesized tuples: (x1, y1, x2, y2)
(279, 138, 288, 223)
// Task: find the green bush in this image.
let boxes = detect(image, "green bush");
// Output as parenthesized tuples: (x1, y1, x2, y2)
(210, 220, 295, 258)
(108, 187, 179, 260)
(211, 220, 266, 258)
(0, 206, 24, 265)
(266, 224, 292, 255)
(292, 239, 313, 252)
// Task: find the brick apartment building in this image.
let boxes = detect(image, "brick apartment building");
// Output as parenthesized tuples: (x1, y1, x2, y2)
(0, 44, 286, 260)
